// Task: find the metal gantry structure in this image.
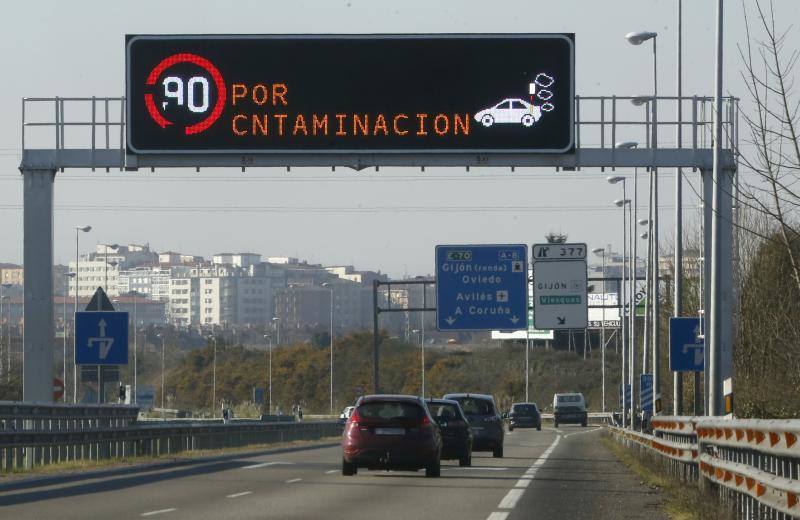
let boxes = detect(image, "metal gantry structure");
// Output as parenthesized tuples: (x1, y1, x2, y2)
(18, 94, 738, 418)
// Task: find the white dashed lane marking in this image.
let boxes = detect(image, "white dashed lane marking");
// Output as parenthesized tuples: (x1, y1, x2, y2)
(226, 491, 253, 498)
(285, 478, 302, 484)
(486, 513, 509, 520)
(141, 509, 177, 517)
(242, 461, 294, 470)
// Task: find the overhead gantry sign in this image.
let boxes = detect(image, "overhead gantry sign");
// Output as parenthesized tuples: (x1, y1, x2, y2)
(126, 34, 575, 154)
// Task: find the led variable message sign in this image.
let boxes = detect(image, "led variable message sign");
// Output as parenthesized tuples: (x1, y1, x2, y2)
(126, 35, 575, 155)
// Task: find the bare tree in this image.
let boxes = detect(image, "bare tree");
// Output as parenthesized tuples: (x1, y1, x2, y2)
(738, 0, 800, 293)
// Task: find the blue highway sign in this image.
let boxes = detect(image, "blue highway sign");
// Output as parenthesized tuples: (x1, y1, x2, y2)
(75, 311, 129, 365)
(669, 317, 704, 372)
(436, 244, 528, 331)
(640, 373, 653, 413)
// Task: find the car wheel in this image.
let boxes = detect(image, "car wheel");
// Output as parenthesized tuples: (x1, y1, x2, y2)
(426, 457, 441, 478)
(342, 459, 357, 476)
(508, 425, 514, 432)
(521, 114, 535, 127)
(581, 420, 588, 427)
(537, 424, 542, 431)
(493, 445, 504, 458)
(481, 114, 494, 127)
(554, 421, 558, 428)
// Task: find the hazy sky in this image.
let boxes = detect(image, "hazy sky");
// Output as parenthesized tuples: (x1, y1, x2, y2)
(0, 0, 796, 277)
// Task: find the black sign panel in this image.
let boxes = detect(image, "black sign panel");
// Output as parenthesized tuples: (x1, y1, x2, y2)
(126, 35, 574, 155)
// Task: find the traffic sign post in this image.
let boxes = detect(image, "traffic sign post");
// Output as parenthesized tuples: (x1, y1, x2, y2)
(436, 244, 528, 331)
(532, 243, 588, 329)
(669, 317, 704, 372)
(75, 311, 129, 365)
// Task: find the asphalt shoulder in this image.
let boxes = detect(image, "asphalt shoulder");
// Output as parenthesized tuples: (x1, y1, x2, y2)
(509, 426, 668, 519)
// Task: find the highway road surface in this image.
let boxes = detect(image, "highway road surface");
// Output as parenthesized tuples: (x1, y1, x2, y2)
(0, 425, 667, 519)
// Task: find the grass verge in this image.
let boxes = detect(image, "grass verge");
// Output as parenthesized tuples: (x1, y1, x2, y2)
(0, 436, 340, 481)
(601, 432, 731, 520)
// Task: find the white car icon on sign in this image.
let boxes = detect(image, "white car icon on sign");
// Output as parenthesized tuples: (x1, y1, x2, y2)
(475, 98, 542, 128)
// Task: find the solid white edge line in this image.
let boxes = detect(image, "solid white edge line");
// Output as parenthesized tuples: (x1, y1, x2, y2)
(496, 434, 561, 512)
(141, 509, 177, 517)
(285, 478, 302, 484)
(486, 513, 509, 520)
(226, 491, 253, 498)
(563, 427, 602, 438)
(325, 469, 338, 474)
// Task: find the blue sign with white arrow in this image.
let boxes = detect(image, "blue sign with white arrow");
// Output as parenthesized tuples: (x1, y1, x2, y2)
(75, 311, 129, 365)
(436, 244, 528, 331)
(669, 317, 704, 372)
(640, 373, 653, 413)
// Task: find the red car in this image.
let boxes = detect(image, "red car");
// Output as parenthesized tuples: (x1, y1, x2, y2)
(341, 394, 442, 477)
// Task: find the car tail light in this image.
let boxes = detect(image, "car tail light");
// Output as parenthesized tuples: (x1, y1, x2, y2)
(349, 409, 362, 427)
(419, 414, 431, 430)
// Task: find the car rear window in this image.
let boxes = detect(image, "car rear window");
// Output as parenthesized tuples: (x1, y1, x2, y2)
(357, 401, 424, 421)
(428, 403, 462, 421)
(512, 404, 538, 414)
(557, 395, 583, 403)
(451, 397, 494, 416)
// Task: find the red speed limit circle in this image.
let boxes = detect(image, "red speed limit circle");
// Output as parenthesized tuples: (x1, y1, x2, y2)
(144, 53, 227, 135)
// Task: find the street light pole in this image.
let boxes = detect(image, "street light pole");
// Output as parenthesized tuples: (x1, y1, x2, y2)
(627, 30, 659, 415)
(593, 247, 607, 413)
(608, 175, 628, 427)
(208, 335, 217, 417)
(264, 334, 272, 414)
(0, 287, 5, 383)
(74, 225, 91, 402)
(0, 285, 5, 383)
(2, 292, 10, 384)
(157, 333, 166, 420)
(674, 0, 685, 417)
(63, 272, 75, 402)
(133, 294, 137, 404)
(322, 283, 334, 414)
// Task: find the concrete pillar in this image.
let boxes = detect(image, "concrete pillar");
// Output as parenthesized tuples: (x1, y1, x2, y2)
(21, 168, 56, 403)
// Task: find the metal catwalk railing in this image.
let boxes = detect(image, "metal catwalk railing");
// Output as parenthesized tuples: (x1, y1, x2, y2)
(20, 95, 739, 171)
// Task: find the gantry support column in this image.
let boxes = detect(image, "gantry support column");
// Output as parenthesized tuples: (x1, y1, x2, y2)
(21, 168, 56, 403)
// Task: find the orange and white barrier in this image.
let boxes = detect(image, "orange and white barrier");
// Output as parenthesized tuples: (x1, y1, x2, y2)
(609, 416, 800, 518)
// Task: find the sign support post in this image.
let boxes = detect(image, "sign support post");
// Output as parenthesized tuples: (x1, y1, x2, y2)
(21, 169, 56, 403)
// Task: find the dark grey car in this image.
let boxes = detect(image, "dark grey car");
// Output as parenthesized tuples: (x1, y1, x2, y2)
(443, 393, 504, 458)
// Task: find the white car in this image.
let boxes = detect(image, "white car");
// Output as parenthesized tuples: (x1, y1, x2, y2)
(475, 98, 542, 128)
(338, 406, 355, 424)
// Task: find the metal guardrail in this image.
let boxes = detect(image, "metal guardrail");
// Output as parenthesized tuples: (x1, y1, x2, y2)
(0, 402, 341, 473)
(609, 416, 800, 519)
